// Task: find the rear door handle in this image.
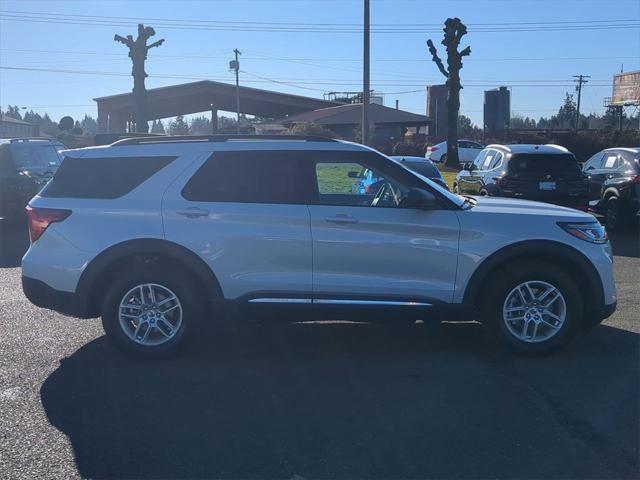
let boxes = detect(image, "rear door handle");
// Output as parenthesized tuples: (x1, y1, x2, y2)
(177, 207, 209, 218)
(325, 214, 359, 224)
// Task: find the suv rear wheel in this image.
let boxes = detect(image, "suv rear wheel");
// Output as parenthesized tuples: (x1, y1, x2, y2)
(481, 261, 582, 355)
(101, 265, 202, 358)
(605, 196, 626, 232)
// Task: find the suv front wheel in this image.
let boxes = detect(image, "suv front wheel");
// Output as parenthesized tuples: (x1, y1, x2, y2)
(101, 265, 202, 358)
(481, 261, 582, 355)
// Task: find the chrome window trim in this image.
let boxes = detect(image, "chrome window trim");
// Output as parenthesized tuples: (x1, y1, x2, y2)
(248, 298, 312, 304)
(247, 298, 433, 307)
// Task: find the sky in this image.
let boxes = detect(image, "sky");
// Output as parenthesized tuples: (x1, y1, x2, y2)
(0, 0, 639, 127)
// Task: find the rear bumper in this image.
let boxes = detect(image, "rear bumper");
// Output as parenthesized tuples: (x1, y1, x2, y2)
(22, 276, 94, 318)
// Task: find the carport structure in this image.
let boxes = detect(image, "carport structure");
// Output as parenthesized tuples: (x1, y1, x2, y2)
(94, 80, 341, 133)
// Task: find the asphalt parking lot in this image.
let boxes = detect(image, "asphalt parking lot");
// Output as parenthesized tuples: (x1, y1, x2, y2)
(0, 222, 638, 479)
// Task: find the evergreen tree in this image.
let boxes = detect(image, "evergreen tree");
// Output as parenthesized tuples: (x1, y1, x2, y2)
(189, 116, 211, 135)
(168, 116, 189, 135)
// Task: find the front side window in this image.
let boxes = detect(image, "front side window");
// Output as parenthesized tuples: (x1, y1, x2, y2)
(584, 152, 604, 171)
(473, 149, 489, 167)
(182, 151, 308, 204)
(315, 160, 409, 208)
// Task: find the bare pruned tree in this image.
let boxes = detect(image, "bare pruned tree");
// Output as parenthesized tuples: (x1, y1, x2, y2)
(427, 18, 471, 169)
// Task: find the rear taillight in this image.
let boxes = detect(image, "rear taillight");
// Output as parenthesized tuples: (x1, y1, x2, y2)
(429, 146, 438, 152)
(26, 206, 71, 242)
(496, 175, 509, 187)
(632, 175, 640, 184)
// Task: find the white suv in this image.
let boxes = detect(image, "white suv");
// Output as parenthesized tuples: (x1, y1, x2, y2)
(22, 135, 617, 357)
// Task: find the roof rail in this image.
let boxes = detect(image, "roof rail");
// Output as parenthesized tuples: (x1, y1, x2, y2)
(544, 144, 569, 152)
(111, 134, 339, 146)
(486, 143, 510, 152)
(6, 137, 62, 143)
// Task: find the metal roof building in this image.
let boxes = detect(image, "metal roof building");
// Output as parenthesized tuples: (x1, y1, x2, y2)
(94, 80, 341, 133)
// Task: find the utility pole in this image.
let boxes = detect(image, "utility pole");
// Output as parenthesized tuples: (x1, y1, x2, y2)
(573, 74, 590, 131)
(230, 49, 241, 134)
(362, 0, 370, 145)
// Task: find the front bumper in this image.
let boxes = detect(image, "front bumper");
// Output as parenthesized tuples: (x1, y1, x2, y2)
(22, 276, 94, 318)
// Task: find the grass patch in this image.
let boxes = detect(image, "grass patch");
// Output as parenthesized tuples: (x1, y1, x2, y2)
(437, 165, 460, 190)
(316, 163, 360, 193)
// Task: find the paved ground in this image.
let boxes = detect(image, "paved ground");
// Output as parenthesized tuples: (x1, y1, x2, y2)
(0, 222, 638, 479)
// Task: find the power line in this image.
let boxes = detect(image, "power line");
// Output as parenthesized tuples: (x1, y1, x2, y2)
(1, 11, 638, 33)
(2, 66, 622, 94)
(2, 48, 638, 64)
(1, 10, 637, 28)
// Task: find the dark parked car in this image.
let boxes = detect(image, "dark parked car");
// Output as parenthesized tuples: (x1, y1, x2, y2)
(0, 138, 64, 222)
(454, 144, 589, 210)
(583, 147, 640, 231)
(391, 156, 449, 190)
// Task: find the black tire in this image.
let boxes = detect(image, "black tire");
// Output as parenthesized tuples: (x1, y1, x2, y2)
(101, 265, 203, 359)
(479, 188, 489, 196)
(479, 260, 582, 355)
(605, 196, 627, 232)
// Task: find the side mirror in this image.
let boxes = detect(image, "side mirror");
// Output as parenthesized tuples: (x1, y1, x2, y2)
(348, 171, 361, 178)
(405, 188, 438, 209)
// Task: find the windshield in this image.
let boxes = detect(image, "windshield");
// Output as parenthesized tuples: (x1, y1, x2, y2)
(10, 144, 63, 172)
(387, 155, 466, 208)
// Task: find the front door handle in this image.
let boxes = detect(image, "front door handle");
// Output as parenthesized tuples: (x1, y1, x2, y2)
(177, 207, 209, 218)
(325, 214, 358, 224)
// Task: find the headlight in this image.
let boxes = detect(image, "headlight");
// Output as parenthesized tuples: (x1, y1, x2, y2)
(558, 222, 608, 244)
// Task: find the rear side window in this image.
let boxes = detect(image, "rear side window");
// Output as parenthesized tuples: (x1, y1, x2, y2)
(181, 151, 309, 204)
(508, 153, 581, 175)
(602, 154, 619, 169)
(41, 156, 176, 199)
(404, 161, 439, 178)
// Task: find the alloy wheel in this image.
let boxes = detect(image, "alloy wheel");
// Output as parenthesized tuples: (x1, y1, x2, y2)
(502, 280, 566, 343)
(118, 283, 183, 346)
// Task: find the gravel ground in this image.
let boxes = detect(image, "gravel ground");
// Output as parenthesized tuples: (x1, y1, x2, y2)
(0, 224, 638, 479)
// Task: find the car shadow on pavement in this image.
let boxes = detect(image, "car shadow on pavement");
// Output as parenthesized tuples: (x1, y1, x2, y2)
(0, 220, 29, 268)
(41, 321, 639, 479)
(608, 230, 639, 258)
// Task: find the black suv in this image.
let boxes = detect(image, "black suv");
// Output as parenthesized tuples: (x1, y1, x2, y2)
(583, 147, 640, 231)
(0, 138, 64, 222)
(454, 144, 589, 210)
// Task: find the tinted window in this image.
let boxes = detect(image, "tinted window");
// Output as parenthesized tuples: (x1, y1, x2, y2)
(182, 151, 308, 204)
(403, 160, 440, 178)
(41, 156, 175, 199)
(9, 144, 62, 172)
(507, 153, 582, 176)
(473, 149, 489, 167)
(489, 151, 503, 169)
(583, 152, 605, 170)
